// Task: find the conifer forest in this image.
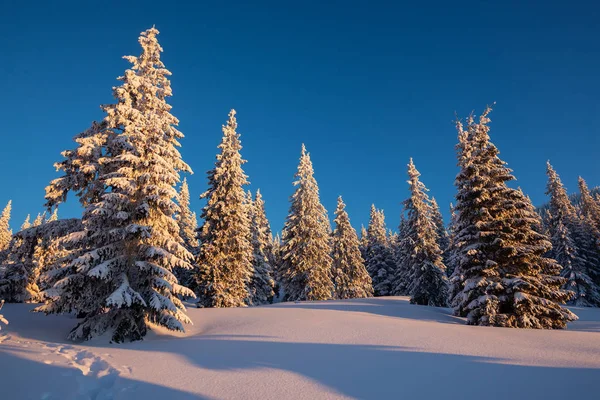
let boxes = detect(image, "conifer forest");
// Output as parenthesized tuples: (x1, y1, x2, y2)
(0, 22, 598, 400)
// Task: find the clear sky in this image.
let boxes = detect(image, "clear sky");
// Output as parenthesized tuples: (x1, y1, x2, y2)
(0, 0, 598, 234)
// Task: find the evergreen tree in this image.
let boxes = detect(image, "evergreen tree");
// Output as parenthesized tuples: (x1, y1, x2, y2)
(578, 177, 600, 232)
(391, 213, 412, 295)
(47, 208, 59, 223)
(248, 190, 275, 305)
(0, 201, 12, 252)
(430, 197, 450, 262)
(364, 205, 395, 296)
(37, 27, 195, 342)
(194, 110, 253, 308)
(331, 196, 373, 299)
(445, 203, 458, 277)
(32, 213, 45, 227)
(270, 233, 283, 299)
(403, 159, 448, 306)
(359, 225, 368, 262)
(546, 163, 600, 306)
(451, 107, 576, 328)
(0, 219, 82, 303)
(280, 145, 334, 301)
(20, 215, 31, 231)
(177, 178, 199, 252)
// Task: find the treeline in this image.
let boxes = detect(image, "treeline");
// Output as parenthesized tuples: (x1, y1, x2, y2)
(0, 27, 598, 342)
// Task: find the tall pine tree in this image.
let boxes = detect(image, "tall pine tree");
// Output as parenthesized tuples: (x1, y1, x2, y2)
(280, 145, 334, 301)
(194, 110, 253, 308)
(331, 196, 373, 299)
(578, 177, 600, 232)
(390, 213, 411, 296)
(451, 107, 575, 328)
(365, 205, 395, 296)
(403, 159, 448, 306)
(430, 197, 450, 264)
(545, 164, 600, 306)
(177, 178, 199, 252)
(37, 27, 195, 342)
(248, 190, 276, 305)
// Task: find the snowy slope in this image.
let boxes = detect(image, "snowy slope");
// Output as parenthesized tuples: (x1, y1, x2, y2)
(1, 297, 599, 400)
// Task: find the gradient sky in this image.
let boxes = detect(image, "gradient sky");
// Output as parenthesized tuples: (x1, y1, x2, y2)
(1, 0, 598, 234)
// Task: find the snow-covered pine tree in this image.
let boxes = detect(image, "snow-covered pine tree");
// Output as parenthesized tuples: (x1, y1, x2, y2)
(451, 107, 576, 328)
(172, 179, 198, 286)
(248, 190, 276, 305)
(403, 159, 448, 306)
(364, 205, 395, 296)
(177, 178, 199, 252)
(32, 213, 45, 227)
(193, 110, 253, 308)
(270, 233, 283, 299)
(390, 213, 411, 295)
(47, 208, 59, 223)
(550, 213, 600, 306)
(430, 197, 450, 263)
(331, 196, 373, 299)
(36, 27, 195, 342)
(445, 202, 458, 277)
(448, 113, 487, 313)
(0, 219, 83, 303)
(280, 145, 334, 301)
(359, 225, 368, 262)
(578, 177, 600, 232)
(21, 215, 31, 231)
(0, 201, 13, 252)
(546, 163, 600, 306)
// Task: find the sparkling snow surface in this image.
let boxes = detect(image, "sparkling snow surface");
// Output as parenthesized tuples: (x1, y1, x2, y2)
(1, 297, 599, 399)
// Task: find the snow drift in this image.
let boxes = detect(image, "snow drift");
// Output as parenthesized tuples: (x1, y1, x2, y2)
(0, 296, 599, 400)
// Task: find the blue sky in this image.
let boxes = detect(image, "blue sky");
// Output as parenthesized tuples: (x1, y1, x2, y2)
(0, 0, 598, 233)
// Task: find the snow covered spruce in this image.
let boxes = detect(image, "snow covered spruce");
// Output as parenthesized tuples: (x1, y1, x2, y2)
(35, 27, 196, 342)
(193, 110, 254, 308)
(0, 25, 596, 343)
(177, 178, 199, 254)
(280, 145, 335, 301)
(0, 201, 13, 253)
(402, 159, 449, 306)
(364, 205, 395, 296)
(248, 190, 276, 305)
(449, 106, 577, 329)
(331, 196, 373, 299)
(544, 163, 600, 306)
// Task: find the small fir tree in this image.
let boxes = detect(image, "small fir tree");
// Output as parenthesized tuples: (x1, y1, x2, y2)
(364, 205, 395, 296)
(331, 196, 373, 299)
(248, 190, 276, 305)
(403, 159, 448, 307)
(0, 201, 12, 252)
(20, 215, 31, 231)
(177, 178, 199, 252)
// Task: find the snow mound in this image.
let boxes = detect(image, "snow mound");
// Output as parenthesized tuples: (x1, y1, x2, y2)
(1, 297, 599, 399)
